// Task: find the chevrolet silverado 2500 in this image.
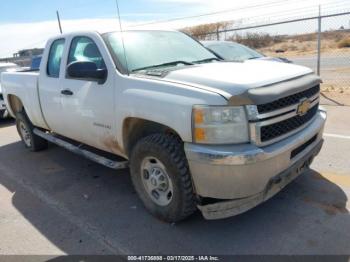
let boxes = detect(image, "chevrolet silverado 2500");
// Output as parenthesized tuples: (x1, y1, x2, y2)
(1, 30, 326, 221)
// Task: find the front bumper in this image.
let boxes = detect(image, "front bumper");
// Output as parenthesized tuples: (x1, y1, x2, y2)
(185, 110, 326, 219)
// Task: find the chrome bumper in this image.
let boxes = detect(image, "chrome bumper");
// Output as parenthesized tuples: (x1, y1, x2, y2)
(184, 110, 326, 219)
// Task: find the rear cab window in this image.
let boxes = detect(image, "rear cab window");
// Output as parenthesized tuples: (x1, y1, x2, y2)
(47, 39, 65, 78)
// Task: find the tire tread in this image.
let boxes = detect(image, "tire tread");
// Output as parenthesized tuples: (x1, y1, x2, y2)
(130, 133, 197, 222)
(16, 111, 48, 152)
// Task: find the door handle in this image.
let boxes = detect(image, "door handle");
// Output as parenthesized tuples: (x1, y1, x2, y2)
(61, 89, 74, 96)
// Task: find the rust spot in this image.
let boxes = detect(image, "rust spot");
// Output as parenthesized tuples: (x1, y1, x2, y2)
(102, 136, 124, 155)
(303, 197, 347, 216)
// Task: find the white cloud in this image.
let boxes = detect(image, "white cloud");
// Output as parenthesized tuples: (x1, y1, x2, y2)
(0, 0, 347, 57)
(0, 16, 208, 57)
(0, 18, 133, 57)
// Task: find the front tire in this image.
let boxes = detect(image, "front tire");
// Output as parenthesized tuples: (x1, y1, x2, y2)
(130, 134, 197, 222)
(16, 111, 48, 152)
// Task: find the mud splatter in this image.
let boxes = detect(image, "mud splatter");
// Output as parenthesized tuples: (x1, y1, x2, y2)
(102, 136, 124, 155)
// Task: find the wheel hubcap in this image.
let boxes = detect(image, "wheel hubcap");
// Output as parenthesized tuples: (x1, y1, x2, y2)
(141, 157, 173, 206)
(19, 121, 31, 147)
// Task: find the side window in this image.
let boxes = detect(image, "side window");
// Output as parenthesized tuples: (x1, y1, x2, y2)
(47, 39, 65, 78)
(67, 37, 106, 70)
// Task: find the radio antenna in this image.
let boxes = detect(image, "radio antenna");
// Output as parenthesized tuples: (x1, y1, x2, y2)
(115, 0, 129, 75)
(56, 10, 63, 34)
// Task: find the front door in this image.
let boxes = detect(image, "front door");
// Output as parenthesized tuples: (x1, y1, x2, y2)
(59, 35, 118, 154)
(39, 38, 66, 134)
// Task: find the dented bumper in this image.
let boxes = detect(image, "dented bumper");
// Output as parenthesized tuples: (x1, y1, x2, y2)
(198, 139, 323, 219)
(185, 110, 326, 219)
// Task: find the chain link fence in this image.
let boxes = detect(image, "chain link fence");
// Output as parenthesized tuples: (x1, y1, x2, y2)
(188, 11, 350, 94)
(319, 14, 350, 92)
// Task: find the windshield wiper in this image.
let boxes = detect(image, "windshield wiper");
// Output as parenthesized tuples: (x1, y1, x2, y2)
(132, 61, 194, 72)
(248, 56, 262, 60)
(192, 57, 221, 64)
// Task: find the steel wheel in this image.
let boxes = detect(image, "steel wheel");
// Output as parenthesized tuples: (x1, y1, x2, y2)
(15, 111, 48, 152)
(19, 120, 32, 147)
(140, 156, 174, 206)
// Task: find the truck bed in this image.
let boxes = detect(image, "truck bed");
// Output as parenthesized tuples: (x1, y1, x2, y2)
(1, 71, 48, 129)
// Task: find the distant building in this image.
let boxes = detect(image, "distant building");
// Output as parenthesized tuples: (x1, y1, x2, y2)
(0, 48, 44, 67)
(14, 48, 44, 58)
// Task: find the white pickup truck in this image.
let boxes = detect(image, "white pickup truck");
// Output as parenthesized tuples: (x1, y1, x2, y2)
(1, 30, 326, 222)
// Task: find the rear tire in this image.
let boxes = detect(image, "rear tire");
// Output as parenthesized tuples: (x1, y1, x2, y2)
(16, 111, 48, 152)
(130, 134, 197, 223)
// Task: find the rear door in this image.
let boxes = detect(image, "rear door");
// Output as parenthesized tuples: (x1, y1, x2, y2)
(58, 34, 118, 153)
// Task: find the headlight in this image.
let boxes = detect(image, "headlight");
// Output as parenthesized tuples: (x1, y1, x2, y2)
(192, 105, 249, 144)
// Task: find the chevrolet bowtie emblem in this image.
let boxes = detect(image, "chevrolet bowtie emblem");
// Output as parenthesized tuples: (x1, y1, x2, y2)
(297, 98, 311, 116)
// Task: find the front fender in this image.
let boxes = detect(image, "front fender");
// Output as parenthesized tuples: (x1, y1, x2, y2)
(115, 76, 227, 149)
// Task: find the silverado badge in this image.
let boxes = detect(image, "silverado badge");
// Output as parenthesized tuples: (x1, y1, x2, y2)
(297, 98, 311, 116)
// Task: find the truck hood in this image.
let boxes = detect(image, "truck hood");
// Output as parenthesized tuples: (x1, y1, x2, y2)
(161, 60, 320, 105)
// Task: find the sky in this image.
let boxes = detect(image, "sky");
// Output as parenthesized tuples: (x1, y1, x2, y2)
(0, 0, 349, 57)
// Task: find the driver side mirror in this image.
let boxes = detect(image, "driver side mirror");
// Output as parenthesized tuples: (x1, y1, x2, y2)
(67, 61, 107, 84)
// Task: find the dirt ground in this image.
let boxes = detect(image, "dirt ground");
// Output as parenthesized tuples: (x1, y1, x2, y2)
(262, 45, 350, 58)
(321, 91, 350, 106)
(259, 30, 350, 58)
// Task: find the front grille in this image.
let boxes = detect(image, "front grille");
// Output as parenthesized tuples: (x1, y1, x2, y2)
(260, 104, 319, 142)
(257, 85, 320, 114)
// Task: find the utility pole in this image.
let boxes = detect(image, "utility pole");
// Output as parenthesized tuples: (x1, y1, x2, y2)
(216, 24, 220, 41)
(56, 10, 63, 34)
(317, 5, 321, 76)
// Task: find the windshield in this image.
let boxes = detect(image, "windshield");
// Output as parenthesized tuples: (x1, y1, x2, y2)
(104, 31, 218, 73)
(205, 42, 264, 61)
